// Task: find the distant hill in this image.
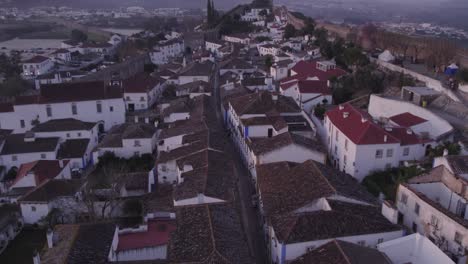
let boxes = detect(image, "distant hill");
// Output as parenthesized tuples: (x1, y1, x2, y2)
(1, 0, 252, 9)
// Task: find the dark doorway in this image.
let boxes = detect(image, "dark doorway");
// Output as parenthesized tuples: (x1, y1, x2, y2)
(128, 104, 135, 112)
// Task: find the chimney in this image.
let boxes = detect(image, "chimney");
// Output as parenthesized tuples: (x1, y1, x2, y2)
(384, 135, 388, 142)
(343, 112, 349, 118)
(361, 117, 367, 123)
(24, 131, 35, 143)
(338, 105, 344, 110)
(443, 149, 449, 157)
(406, 129, 413, 135)
(46, 228, 54, 248)
(327, 80, 331, 87)
(385, 127, 393, 132)
(145, 117, 149, 124)
(272, 94, 278, 101)
(32, 250, 41, 264)
(58, 160, 64, 169)
(134, 116, 139, 123)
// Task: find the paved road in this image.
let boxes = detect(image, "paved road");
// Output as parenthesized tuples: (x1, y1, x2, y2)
(211, 60, 268, 264)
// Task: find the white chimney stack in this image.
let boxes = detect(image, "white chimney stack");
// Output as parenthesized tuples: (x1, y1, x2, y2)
(58, 160, 64, 169)
(33, 250, 41, 264)
(343, 112, 349, 118)
(46, 228, 54, 248)
(384, 135, 388, 142)
(443, 149, 449, 157)
(338, 105, 344, 110)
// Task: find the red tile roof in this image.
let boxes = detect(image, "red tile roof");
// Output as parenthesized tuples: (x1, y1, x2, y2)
(15, 81, 123, 105)
(122, 72, 161, 93)
(385, 127, 432, 146)
(0, 102, 14, 113)
(281, 80, 330, 95)
(389, 112, 428, 127)
(14, 160, 70, 187)
(326, 104, 400, 145)
(117, 220, 176, 251)
(286, 60, 347, 82)
(23, 55, 50, 64)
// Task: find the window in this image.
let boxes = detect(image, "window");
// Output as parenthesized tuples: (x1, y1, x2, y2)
(267, 128, 273, 138)
(335, 130, 339, 141)
(403, 147, 410, 156)
(140, 96, 145, 102)
(96, 101, 102, 113)
(455, 232, 463, 245)
(40, 154, 46, 159)
(344, 139, 348, 151)
(31, 206, 36, 212)
(375, 149, 383, 159)
(109, 106, 114, 112)
(400, 193, 408, 204)
(334, 146, 338, 154)
(412, 222, 418, 233)
(46, 105, 52, 117)
(385, 163, 392, 169)
(377, 238, 384, 244)
(134, 140, 141, 146)
(20, 120, 25, 128)
(77, 132, 81, 137)
(66, 133, 70, 138)
(343, 155, 347, 165)
(12, 155, 17, 161)
(357, 240, 365, 246)
(456, 200, 466, 217)
(72, 103, 77, 115)
(386, 149, 393, 158)
(414, 203, 420, 215)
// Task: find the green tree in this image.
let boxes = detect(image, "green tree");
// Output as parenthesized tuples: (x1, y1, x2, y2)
(259, 9, 268, 17)
(456, 68, 468, 83)
(0, 75, 30, 96)
(264, 55, 274, 69)
(283, 24, 297, 40)
(313, 104, 326, 120)
(70, 29, 88, 43)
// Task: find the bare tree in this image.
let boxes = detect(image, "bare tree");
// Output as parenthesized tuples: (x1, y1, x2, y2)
(83, 163, 127, 220)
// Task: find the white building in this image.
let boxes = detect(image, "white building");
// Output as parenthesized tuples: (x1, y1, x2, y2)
(368, 94, 454, 142)
(18, 179, 84, 224)
(377, 233, 455, 264)
(108, 214, 176, 262)
(122, 73, 165, 112)
(325, 103, 433, 181)
(150, 38, 184, 65)
(51, 49, 72, 62)
(0, 81, 126, 132)
(386, 163, 468, 263)
(177, 61, 213, 85)
(22, 56, 54, 77)
(34, 70, 87, 90)
(0, 133, 60, 171)
(93, 123, 157, 160)
(256, 160, 404, 264)
(222, 33, 251, 45)
(270, 59, 294, 81)
(258, 44, 281, 56)
(280, 80, 332, 113)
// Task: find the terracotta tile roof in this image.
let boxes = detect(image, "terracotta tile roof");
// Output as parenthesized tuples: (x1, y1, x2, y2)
(14, 160, 70, 187)
(290, 239, 391, 264)
(19, 179, 82, 203)
(248, 132, 324, 155)
(220, 58, 254, 70)
(176, 80, 212, 94)
(257, 160, 377, 217)
(66, 223, 115, 264)
(97, 123, 156, 148)
(178, 61, 213, 77)
(228, 91, 300, 116)
(290, 60, 347, 81)
(122, 72, 161, 93)
(385, 127, 432, 146)
(168, 204, 252, 263)
(15, 81, 123, 105)
(117, 220, 176, 251)
(444, 155, 468, 175)
(23, 55, 49, 64)
(174, 150, 233, 202)
(0, 102, 14, 113)
(402, 183, 468, 228)
(271, 200, 400, 244)
(326, 104, 400, 145)
(389, 112, 428, 127)
(32, 118, 97, 132)
(0, 134, 60, 155)
(57, 139, 90, 159)
(281, 80, 331, 95)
